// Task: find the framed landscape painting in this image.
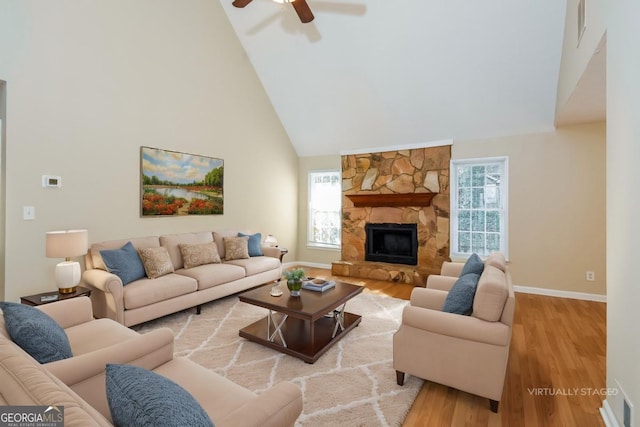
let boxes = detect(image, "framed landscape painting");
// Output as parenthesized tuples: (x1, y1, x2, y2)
(140, 146, 224, 216)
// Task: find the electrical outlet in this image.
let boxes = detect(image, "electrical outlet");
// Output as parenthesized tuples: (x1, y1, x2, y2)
(586, 271, 595, 281)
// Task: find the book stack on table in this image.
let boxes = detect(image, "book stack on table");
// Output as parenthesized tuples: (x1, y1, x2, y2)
(302, 278, 336, 292)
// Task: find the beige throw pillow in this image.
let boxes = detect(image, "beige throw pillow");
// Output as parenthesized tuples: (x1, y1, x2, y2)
(223, 236, 250, 261)
(179, 242, 221, 269)
(138, 247, 175, 279)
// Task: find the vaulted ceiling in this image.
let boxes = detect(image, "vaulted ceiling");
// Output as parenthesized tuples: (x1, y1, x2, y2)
(219, 0, 571, 157)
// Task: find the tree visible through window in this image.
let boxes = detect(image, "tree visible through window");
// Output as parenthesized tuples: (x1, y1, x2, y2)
(451, 158, 508, 258)
(308, 170, 341, 248)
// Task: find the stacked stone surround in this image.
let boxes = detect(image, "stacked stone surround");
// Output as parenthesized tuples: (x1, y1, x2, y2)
(332, 145, 451, 286)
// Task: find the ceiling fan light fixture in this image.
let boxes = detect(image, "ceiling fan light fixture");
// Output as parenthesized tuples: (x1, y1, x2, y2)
(273, 0, 295, 3)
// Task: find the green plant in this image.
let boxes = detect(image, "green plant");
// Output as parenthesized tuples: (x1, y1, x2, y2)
(283, 268, 306, 282)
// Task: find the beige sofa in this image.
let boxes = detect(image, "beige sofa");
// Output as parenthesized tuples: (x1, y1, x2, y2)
(0, 297, 303, 427)
(83, 230, 281, 326)
(393, 253, 515, 412)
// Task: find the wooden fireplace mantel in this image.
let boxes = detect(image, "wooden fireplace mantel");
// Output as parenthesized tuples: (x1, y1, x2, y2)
(346, 192, 437, 207)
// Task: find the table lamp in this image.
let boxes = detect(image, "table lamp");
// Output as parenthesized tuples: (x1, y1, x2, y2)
(46, 229, 89, 294)
(264, 234, 278, 247)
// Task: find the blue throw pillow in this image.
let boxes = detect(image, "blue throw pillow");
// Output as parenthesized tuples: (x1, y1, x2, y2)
(460, 253, 484, 277)
(100, 241, 146, 285)
(442, 273, 480, 315)
(238, 232, 263, 257)
(0, 302, 73, 364)
(106, 364, 214, 427)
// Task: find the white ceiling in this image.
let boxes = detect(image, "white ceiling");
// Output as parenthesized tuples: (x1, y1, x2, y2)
(220, 0, 570, 157)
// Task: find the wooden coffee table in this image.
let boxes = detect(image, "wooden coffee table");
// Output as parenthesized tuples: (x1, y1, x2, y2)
(238, 281, 364, 363)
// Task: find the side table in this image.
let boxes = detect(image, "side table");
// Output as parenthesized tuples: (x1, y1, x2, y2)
(20, 286, 92, 307)
(278, 247, 288, 262)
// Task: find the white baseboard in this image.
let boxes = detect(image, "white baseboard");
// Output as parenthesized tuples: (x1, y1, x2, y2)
(286, 262, 608, 303)
(600, 399, 619, 427)
(514, 285, 607, 302)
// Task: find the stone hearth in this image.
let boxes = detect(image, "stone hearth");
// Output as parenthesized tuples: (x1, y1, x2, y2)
(332, 145, 451, 286)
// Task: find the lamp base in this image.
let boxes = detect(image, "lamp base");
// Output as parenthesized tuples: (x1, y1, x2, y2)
(58, 286, 77, 294)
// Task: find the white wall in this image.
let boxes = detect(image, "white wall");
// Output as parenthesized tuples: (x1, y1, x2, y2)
(0, 0, 298, 302)
(556, 0, 606, 117)
(605, 0, 640, 424)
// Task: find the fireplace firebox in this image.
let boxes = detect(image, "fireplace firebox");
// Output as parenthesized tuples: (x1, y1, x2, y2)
(365, 223, 418, 266)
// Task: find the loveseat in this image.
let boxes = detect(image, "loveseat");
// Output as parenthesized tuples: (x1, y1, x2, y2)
(0, 297, 303, 426)
(393, 252, 515, 412)
(82, 230, 282, 327)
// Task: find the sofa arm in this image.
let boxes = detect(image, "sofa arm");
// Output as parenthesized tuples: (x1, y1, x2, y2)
(45, 328, 175, 386)
(261, 246, 281, 259)
(409, 287, 448, 311)
(218, 381, 303, 427)
(401, 305, 510, 347)
(82, 269, 125, 324)
(37, 298, 94, 329)
(426, 275, 457, 292)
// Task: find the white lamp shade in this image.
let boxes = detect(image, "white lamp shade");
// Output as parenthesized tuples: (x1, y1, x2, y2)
(55, 261, 81, 289)
(46, 229, 89, 259)
(264, 234, 278, 247)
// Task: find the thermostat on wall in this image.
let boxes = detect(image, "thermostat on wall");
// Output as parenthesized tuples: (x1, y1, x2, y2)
(42, 175, 62, 188)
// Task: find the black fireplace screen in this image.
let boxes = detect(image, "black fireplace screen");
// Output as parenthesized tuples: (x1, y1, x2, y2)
(365, 223, 418, 266)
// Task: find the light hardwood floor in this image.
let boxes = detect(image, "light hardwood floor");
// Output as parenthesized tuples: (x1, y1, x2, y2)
(301, 267, 607, 427)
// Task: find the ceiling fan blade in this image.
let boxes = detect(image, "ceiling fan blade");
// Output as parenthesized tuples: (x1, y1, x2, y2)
(232, 0, 253, 8)
(292, 0, 314, 23)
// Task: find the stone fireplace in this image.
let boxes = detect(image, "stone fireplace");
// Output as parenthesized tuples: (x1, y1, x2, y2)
(331, 145, 451, 286)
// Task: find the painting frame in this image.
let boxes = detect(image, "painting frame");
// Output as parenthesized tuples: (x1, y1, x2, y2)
(140, 146, 224, 217)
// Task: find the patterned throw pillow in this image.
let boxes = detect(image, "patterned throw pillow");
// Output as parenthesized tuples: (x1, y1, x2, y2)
(106, 364, 214, 427)
(442, 273, 480, 315)
(223, 236, 250, 261)
(237, 232, 263, 257)
(137, 247, 175, 279)
(179, 242, 221, 269)
(0, 302, 73, 364)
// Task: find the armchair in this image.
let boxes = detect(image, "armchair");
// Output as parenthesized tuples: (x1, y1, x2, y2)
(393, 254, 515, 412)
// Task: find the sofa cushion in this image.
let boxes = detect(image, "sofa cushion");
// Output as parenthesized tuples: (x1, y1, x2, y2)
(123, 275, 198, 310)
(237, 232, 263, 257)
(0, 302, 73, 364)
(160, 232, 214, 270)
(441, 273, 480, 315)
(224, 236, 250, 261)
(106, 364, 214, 427)
(224, 256, 281, 276)
(90, 236, 160, 271)
(472, 265, 509, 322)
(99, 241, 146, 285)
(138, 247, 175, 279)
(179, 242, 221, 269)
(175, 263, 246, 291)
(460, 253, 484, 276)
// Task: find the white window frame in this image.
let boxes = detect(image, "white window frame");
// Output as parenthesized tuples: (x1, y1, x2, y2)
(307, 170, 341, 250)
(450, 157, 509, 260)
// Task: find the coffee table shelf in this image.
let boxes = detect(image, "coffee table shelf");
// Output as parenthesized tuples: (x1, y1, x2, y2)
(238, 281, 363, 364)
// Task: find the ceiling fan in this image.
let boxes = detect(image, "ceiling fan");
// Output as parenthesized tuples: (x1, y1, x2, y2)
(232, 0, 315, 24)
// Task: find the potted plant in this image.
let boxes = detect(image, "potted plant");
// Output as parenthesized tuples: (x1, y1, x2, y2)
(283, 268, 306, 296)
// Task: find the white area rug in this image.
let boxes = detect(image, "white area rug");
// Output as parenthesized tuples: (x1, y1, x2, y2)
(134, 290, 423, 426)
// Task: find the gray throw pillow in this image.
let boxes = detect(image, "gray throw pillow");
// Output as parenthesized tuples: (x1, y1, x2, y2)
(106, 364, 214, 427)
(442, 273, 480, 315)
(238, 232, 263, 257)
(460, 253, 484, 277)
(100, 241, 146, 285)
(0, 302, 73, 363)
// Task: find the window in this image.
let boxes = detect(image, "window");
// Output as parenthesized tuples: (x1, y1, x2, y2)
(450, 157, 508, 259)
(308, 170, 341, 249)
